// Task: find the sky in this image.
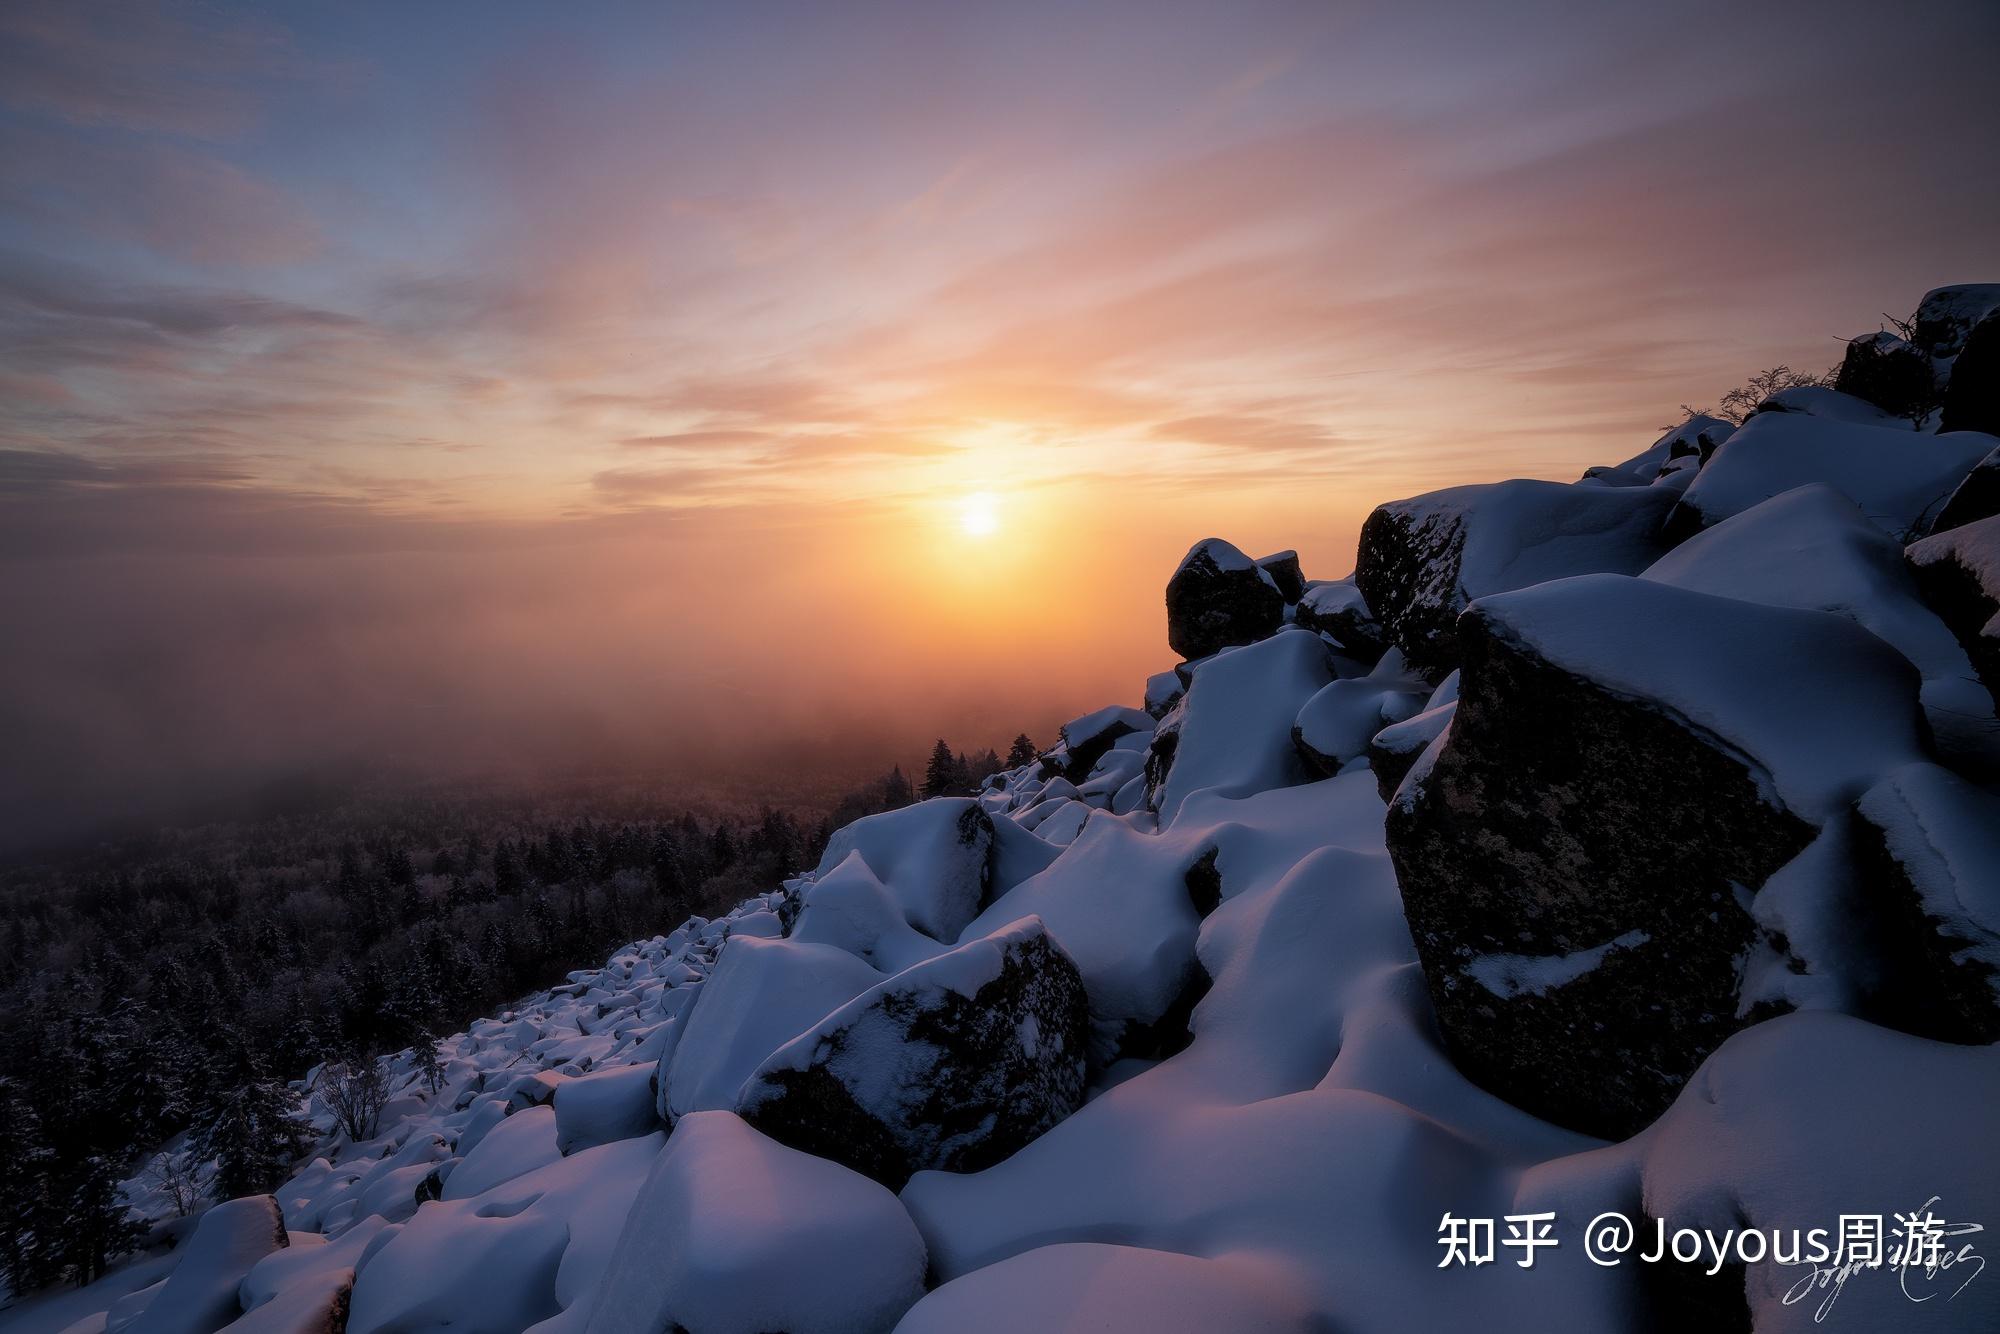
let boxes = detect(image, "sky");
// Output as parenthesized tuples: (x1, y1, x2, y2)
(1, 0, 1996, 849)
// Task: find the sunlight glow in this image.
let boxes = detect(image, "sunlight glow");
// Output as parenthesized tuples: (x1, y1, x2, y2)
(958, 490, 1000, 537)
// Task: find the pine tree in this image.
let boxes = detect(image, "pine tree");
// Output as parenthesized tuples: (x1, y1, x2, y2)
(1006, 733, 1039, 767)
(198, 1068, 308, 1199)
(413, 1031, 448, 1096)
(883, 765, 914, 808)
(922, 739, 959, 798)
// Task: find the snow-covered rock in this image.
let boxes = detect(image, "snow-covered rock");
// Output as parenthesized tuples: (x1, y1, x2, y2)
(1582, 414, 1734, 486)
(579, 1112, 926, 1334)
(1908, 512, 2000, 710)
(1637, 1012, 2000, 1333)
(1255, 549, 1306, 602)
(1671, 408, 1990, 542)
(1930, 443, 2000, 534)
(1163, 537, 1285, 661)
(737, 916, 1087, 1188)
(1643, 483, 1997, 761)
(892, 1242, 1320, 1334)
(118, 1196, 288, 1334)
(551, 1063, 659, 1156)
(808, 798, 997, 943)
(1354, 477, 1682, 674)
(1853, 762, 2000, 1042)
(1388, 573, 1930, 1137)
(1833, 329, 1935, 421)
(661, 936, 882, 1120)
(1292, 576, 1384, 658)
(1151, 629, 1334, 824)
(1291, 648, 1430, 777)
(1913, 282, 2000, 360)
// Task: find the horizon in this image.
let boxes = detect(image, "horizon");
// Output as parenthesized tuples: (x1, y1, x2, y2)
(3, 0, 1997, 849)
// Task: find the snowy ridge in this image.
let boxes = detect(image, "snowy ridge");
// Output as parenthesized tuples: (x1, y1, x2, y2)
(23, 285, 2000, 1334)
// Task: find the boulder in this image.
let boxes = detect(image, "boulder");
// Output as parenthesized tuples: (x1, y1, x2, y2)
(1255, 549, 1306, 602)
(1163, 538, 1285, 660)
(1644, 483, 1996, 763)
(737, 916, 1088, 1188)
(660, 936, 882, 1120)
(1671, 407, 1992, 543)
(1907, 514, 2000, 709)
(1912, 282, 2000, 359)
(1928, 443, 2000, 533)
(1387, 574, 1929, 1138)
(1151, 629, 1335, 825)
(1853, 763, 2000, 1042)
(551, 1062, 659, 1155)
(1291, 650, 1430, 778)
(809, 797, 996, 942)
(1833, 329, 1935, 421)
(1143, 668, 1185, 718)
(1292, 577, 1385, 659)
(580, 1112, 926, 1334)
(1043, 705, 1152, 783)
(1941, 310, 2000, 437)
(122, 1196, 288, 1334)
(1368, 697, 1455, 803)
(1354, 478, 1681, 674)
(1582, 413, 1734, 486)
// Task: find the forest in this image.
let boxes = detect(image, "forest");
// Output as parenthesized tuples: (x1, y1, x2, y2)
(0, 735, 1036, 1296)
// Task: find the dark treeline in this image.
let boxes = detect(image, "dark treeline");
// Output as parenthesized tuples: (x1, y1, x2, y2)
(0, 745, 1031, 1295)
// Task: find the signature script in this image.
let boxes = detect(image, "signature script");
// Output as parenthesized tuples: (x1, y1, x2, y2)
(1778, 1198, 1984, 1323)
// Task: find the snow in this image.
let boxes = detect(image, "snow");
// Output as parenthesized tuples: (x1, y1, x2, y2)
(893, 1243, 1321, 1333)
(441, 1105, 561, 1202)
(577, 1112, 925, 1334)
(1857, 762, 2000, 948)
(810, 799, 993, 942)
(112, 1197, 284, 1334)
(1473, 573, 1930, 819)
(1642, 483, 1996, 753)
(1467, 929, 1652, 999)
(661, 936, 882, 1118)
(788, 851, 950, 975)
(1674, 408, 1992, 539)
(551, 1063, 658, 1157)
(1584, 414, 1734, 486)
(1156, 629, 1334, 824)
(1634, 1012, 2000, 1331)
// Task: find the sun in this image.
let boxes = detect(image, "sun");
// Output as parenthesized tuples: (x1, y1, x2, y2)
(958, 490, 1000, 537)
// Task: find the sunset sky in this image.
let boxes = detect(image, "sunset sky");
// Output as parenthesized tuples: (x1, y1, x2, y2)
(2, 0, 1996, 846)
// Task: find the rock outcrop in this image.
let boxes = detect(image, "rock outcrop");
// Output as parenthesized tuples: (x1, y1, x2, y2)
(1163, 537, 1286, 661)
(737, 917, 1088, 1188)
(1908, 514, 2000, 709)
(1941, 310, 2000, 437)
(1387, 574, 1929, 1138)
(1354, 478, 1681, 675)
(1833, 329, 1935, 420)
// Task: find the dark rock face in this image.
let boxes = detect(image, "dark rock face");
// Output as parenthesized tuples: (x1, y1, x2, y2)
(1913, 283, 2000, 360)
(1927, 445, 2000, 534)
(1292, 580, 1385, 660)
(737, 918, 1089, 1189)
(1386, 604, 1818, 1139)
(1164, 538, 1285, 661)
(1354, 480, 1679, 675)
(1834, 331, 1935, 421)
(1908, 515, 2000, 709)
(1941, 311, 2000, 438)
(1255, 549, 1307, 602)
